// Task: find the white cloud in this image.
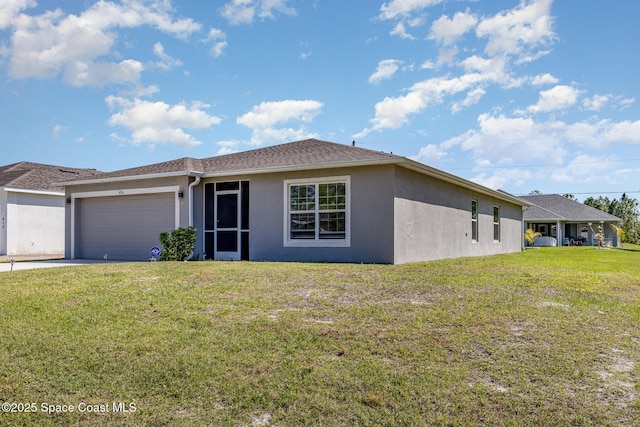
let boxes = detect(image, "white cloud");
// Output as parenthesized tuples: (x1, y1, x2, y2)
(369, 59, 403, 84)
(451, 87, 486, 113)
(238, 99, 322, 128)
(601, 119, 640, 144)
(582, 94, 610, 111)
(549, 154, 611, 183)
(390, 21, 415, 39)
(441, 113, 566, 164)
(460, 55, 508, 82)
(235, 99, 323, 145)
(216, 140, 241, 155)
(63, 59, 144, 87)
(420, 60, 436, 70)
(151, 43, 183, 71)
(106, 96, 222, 148)
(220, 0, 296, 25)
(412, 144, 447, 163)
(53, 124, 68, 137)
(206, 28, 228, 57)
(475, 0, 555, 62)
(7, 0, 200, 86)
(471, 168, 533, 190)
(530, 73, 558, 86)
(429, 11, 477, 47)
(378, 0, 443, 21)
(356, 72, 495, 137)
(527, 84, 581, 113)
(619, 97, 635, 110)
(0, 0, 35, 29)
(388, 15, 425, 39)
(437, 112, 640, 190)
(298, 41, 312, 59)
(562, 120, 603, 147)
(362, 1, 559, 137)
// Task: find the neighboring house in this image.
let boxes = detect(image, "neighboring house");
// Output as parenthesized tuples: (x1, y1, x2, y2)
(57, 139, 529, 264)
(0, 162, 98, 256)
(520, 194, 622, 247)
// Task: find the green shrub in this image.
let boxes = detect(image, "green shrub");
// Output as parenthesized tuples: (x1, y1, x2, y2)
(158, 226, 197, 261)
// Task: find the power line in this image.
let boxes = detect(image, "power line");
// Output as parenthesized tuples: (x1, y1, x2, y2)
(516, 190, 640, 196)
(446, 157, 640, 171)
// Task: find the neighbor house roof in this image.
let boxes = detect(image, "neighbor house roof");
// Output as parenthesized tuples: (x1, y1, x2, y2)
(521, 194, 622, 222)
(0, 162, 99, 193)
(55, 139, 527, 207)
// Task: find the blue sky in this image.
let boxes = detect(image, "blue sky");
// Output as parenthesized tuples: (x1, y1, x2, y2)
(1, 0, 639, 199)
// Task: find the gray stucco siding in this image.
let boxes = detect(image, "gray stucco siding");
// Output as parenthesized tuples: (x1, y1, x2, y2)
(393, 166, 523, 263)
(207, 165, 397, 264)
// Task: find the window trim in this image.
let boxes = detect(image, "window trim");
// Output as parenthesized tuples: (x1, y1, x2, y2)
(471, 199, 478, 242)
(493, 205, 500, 242)
(283, 176, 351, 248)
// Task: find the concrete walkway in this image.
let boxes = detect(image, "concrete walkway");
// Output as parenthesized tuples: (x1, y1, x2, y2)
(0, 258, 106, 272)
(0, 254, 64, 263)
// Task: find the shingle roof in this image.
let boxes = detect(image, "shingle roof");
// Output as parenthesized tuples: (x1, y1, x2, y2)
(72, 157, 204, 181)
(0, 162, 99, 193)
(54, 139, 527, 207)
(57, 139, 401, 183)
(521, 194, 622, 222)
(201, 139, 400, 173)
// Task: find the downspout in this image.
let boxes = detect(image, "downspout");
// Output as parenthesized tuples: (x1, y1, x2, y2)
(522, 205, 529, 251)
(188, 174, 202, 227)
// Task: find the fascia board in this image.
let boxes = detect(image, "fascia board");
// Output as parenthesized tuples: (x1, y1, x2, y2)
(0, 187, 64, 196)
(525, 217, 567, 222)
(397, 159, 531, 207)
(200, 158, 401, 178)
(53, 170, 204, 187)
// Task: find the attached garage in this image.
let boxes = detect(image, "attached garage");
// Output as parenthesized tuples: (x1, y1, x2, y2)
(72, 189, 179, 261)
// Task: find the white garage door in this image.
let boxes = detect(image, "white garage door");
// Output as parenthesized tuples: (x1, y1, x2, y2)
(77, 193, 175, 261)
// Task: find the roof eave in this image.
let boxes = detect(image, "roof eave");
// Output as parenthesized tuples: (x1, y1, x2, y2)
(398, 159, 531, 207)
(0, 187, 64, 196)
(200, 158, 401, 178)
(53, 170, 204, 187)
(524, 217, 565, 222)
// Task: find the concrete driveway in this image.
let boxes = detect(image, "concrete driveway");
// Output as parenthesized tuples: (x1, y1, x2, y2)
(0, 259, 106, 272)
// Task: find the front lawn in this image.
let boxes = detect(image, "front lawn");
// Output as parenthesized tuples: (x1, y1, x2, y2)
(1, 246, 639, 426)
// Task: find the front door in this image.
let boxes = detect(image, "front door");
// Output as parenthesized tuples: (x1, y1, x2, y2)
(215, 189, 240, 260)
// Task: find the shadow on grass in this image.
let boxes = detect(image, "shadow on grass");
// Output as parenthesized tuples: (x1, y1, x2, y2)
(613, 246, 640, 252)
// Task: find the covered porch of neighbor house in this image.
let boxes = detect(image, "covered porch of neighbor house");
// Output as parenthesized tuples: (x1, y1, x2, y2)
(525, 221, 619, 247)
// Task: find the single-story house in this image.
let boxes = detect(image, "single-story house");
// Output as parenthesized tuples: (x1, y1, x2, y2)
(520, 194, 622, 247)
(57, 139, 529, 264)
(0, 162, 98, 256)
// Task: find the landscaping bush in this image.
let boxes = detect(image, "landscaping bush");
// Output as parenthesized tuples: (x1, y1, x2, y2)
(158, 226, 197, 261)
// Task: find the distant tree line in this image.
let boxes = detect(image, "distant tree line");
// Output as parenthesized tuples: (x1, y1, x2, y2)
(582, 193, 640, 244)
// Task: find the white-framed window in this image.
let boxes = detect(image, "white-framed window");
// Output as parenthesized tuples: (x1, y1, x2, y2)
(284, 176, 350, 247)
(493, 205, 500, 242)
(471, 199, 478, 242)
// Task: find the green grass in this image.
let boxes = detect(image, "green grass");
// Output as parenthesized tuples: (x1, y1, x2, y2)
(1, 246, 639, 426)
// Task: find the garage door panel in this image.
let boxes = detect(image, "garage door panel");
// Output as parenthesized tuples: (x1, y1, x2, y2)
(78, 193, 175, 261)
